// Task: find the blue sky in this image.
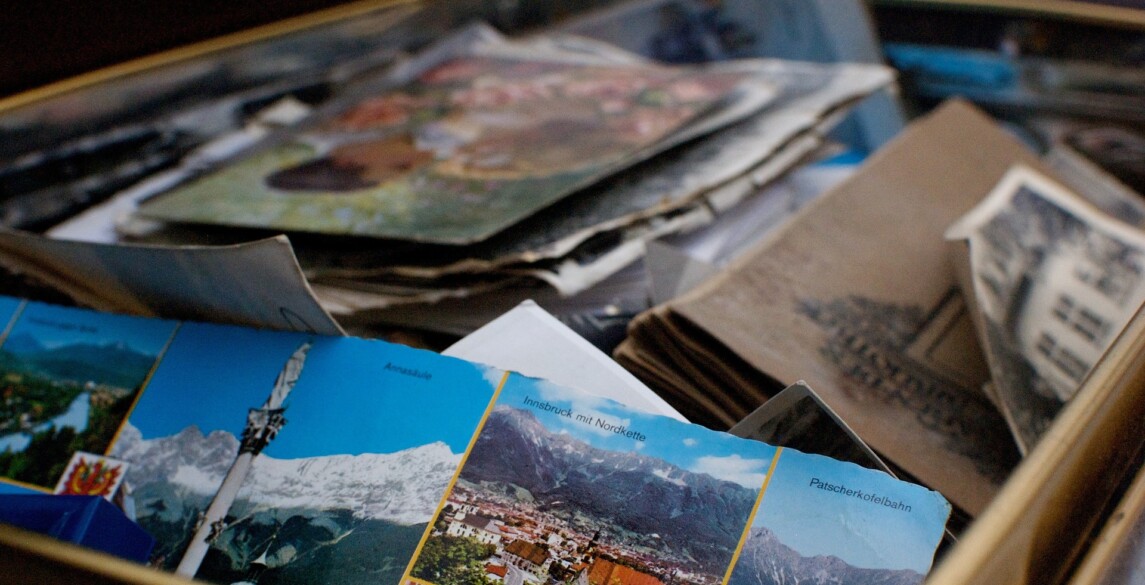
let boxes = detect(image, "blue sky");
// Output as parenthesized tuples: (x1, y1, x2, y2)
(0, 297, 21, 329)
(127, 321, 499, 458)
(1, 300, 176, 357)
(497, 374, 777, 489)
(496, 374, 948, 574)
(751, 450, 949, 573)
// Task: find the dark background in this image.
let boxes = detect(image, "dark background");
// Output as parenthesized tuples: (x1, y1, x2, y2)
(5, 1, 1145, 107)
(0, 0, 359, 98)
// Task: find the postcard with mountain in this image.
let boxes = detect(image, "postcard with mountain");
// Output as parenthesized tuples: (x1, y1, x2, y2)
(404, 373, 951, 585)
(0, 297, 502, 585)
(0, 298, 177, 491)
(0, 297, 950, 585)
(117, 326, 504, 584)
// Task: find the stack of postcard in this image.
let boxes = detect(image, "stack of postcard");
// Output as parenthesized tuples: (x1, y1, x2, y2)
(115, 24, 893, 324)
(0, 295, 950, 584)
(614, 100, 1044, 523)
(613, 97, 1145, 530)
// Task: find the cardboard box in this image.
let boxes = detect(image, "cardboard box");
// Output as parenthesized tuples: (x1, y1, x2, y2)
(0, 2, 1142, 584)
(927, 304, 1145, 584)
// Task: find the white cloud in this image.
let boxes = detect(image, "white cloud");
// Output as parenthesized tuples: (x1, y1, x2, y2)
(483, 367, 509, 390)
(692, 454, 770, 489)
(576, 411, 635, 440)
(535, 379, 609, 413)
(532, 379, 636, 441)
(683, 438, 697, 447)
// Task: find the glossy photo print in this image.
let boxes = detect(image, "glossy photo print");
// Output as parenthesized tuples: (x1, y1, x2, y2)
(405, 372, 772, 585)
(112, 323, 502, 583)
(139, 53, 753, 244)
(0, 300, 176, 491)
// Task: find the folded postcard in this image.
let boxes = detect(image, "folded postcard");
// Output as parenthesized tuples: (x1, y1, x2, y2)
(135, 26, 775, 244)
(0, 296, 949, 585)
(0, 228, 342, 335)
(729, 381, 893, 477)
(946, 165, 1145, 453)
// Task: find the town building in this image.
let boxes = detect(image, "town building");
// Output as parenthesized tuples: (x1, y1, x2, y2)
(584, 558, 664, 585)
(445, 513, 504, 546)
(501, 539, 552, 582)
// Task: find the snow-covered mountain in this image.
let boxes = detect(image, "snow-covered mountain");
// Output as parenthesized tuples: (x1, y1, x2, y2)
(462, 406, 758, 573)
(729, 526, 924, 585)
(112, 422, 461, 525)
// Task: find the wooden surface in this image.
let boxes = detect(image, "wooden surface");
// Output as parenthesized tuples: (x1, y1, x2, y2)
(871, 0, 1145, 29)
(0, 523, 198, 585)
(926, 302, 1145, 584)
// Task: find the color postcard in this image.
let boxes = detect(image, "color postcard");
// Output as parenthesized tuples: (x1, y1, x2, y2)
(729, 448, 951, 585)
(0, 299, 176, 492)
(0, 297, 502, 585)
(0, 297, 950, 584)
(404, 372, 950, 585)
(112, 323, 501, 584)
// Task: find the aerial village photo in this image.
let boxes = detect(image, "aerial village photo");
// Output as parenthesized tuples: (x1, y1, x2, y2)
(0, 298, 175, 491)
(405, 374, 774, 585)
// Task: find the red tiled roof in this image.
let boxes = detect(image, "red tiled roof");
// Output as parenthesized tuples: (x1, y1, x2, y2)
(586, 558, 663, 585)
(504, 539, 548, 567)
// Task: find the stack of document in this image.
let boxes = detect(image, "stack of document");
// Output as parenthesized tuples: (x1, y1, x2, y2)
(616, 98, 1145, 530)
(65, 23, 892, 329)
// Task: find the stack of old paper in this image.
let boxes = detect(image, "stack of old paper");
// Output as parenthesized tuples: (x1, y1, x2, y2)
(94, 24, 893, 325)
(614, 99, 1064, 520)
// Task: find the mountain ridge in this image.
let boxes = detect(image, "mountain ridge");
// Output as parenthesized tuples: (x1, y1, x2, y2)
(112, 422, 461, 525)
(0, 338, 157, 389)
(730, 526, 924, 585)
(461, 406, 759, 573)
